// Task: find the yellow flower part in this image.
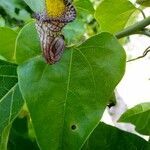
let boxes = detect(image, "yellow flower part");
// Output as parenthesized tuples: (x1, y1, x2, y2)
(45, 0, 66, 17)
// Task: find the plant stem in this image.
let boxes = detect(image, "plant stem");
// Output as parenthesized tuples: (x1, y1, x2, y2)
(115, 16, 150, 39)
(138, 29, 150, 37)
(127, 46, 150, 62)
(138, 8, 146, 19)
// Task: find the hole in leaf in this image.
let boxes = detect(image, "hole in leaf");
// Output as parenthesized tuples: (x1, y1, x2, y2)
(71, 125, 77, 130)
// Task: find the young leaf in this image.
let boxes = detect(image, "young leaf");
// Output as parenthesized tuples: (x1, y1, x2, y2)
(15, 21, 41, 64)
(82, 122, 150, 150)
(62, 18, 86, 45)
(0, 28, 17, 62)
(18, 32, 126, 150)
(95, 0, 136, 33)
(0, 60, 24, 147)
(74, 0, 95, 15)
(119, 103, 150, 135)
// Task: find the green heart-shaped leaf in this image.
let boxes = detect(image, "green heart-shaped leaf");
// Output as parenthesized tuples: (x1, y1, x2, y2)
(0, 28, 17, 62)
(18, 32, 126, 149)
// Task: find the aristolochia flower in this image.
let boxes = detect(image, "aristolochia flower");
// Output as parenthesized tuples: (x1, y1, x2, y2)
(35, 0, 76, 64)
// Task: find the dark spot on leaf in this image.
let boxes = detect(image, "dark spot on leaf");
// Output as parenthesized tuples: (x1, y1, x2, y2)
(71, 125, 77, 130)
(107, 102, 116, 108)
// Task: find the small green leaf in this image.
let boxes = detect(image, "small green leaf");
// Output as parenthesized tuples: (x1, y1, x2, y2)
(82, 122, 150, 150)
(23, 0, 45, 12)
(18, 32, 126, 150)
(95, 0, 136, 33)
(0, 60, 24, 147)
(74, 0, 95, 15)
(63, 18, 86, 45)
(0, 28, 17, 62)
(119, 103, 150, 135)
(15, 21, 41, 64)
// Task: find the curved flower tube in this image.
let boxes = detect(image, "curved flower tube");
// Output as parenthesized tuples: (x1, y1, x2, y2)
(35, 0, 76, 64)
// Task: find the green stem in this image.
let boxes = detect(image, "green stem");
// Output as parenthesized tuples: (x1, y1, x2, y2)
(137, 8, 146, 19)
(138, 29, 150, 37)
(115, 16, 150, 39)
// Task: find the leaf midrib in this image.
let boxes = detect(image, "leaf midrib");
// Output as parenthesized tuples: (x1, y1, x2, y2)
(0, 75, 17, 78)
(121, 109, 150, 121)
(0, 84, 17, 104)
(61, 49, 73, 147)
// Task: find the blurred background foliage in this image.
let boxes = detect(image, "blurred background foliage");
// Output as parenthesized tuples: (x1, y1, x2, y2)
(0, 0, 100, 46)
(0, 0, 145, 46)
(0, 0, 32, 28)
(0, 0, 145, 49)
